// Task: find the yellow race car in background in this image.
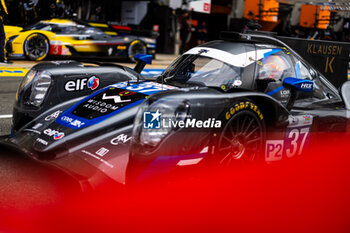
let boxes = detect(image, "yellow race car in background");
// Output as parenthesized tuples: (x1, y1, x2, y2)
(4, 19, 157, 61)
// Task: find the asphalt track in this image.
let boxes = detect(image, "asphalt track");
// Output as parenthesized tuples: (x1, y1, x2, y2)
(0, 54, 175, 136)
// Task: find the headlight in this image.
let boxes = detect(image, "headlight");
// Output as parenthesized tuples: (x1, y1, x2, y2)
(28, 71, 52, 107)
(133, 98, 190, 149)
(19, 69, 37, 90)
(16, 69, 37, 101)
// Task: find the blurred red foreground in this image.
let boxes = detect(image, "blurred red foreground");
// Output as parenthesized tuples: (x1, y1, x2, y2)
(1, 133, 350, 233)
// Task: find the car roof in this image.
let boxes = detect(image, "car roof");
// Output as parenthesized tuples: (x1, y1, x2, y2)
(199, 40, 279, 54)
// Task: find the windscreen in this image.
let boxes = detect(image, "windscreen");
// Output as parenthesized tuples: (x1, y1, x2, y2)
(23, 23, 53, 31)
(163, 55, 244, 90)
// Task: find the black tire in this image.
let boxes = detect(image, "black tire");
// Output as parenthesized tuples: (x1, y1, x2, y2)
(215, 107, 266, 166)
(128, 40, 147, 62)
(24, 33, 49, 61)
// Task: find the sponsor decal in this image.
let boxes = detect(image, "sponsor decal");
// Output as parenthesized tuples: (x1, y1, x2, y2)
(44, 128, 65, 140)
(65, 76, 100, 92)
(143, 110, 221, 129)
(280, 89, 290, 97)
(82, 98, 119, 114)
(307, 43, 342, 56)
(288, 115, 313, 126)
(60, 116, 85, 128)
(36, 138, 49, 146)
(96, 147, 109, 157)
(72, 87, 146, 118)
(102, 93, 131, 103)
(225, 101, 263, 121)
(57, 83, 165, 130)
(87, 76, 99, 90)
(143, 110, 161, 129)
(54, 132, 65, 140)
(113, 81, 176, 95)
(45, 110, 63, 121)
(306, 43, 342, 73)
(265, 140, 284, 162)
(300, 83, 313, 89)
(110, 134, 132, 145)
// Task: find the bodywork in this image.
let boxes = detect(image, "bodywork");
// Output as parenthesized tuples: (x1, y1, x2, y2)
(3, 32, 350, 188)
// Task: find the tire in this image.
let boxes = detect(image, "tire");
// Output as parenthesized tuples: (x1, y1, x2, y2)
(128, 40, 147, 62)
(215, 102, 266, 166)
(24, 33, 49, 61)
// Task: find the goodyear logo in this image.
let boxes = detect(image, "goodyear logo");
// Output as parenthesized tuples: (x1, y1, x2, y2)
(225, 101, 263, 121)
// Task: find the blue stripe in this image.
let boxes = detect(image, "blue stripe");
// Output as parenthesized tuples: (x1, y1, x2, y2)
(295, 62, 301, 79)
(266, 86, 284, 96)
(264, 48, 282, 58)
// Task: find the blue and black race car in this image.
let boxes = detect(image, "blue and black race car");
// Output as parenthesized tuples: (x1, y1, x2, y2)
(1, 31, 349, 188)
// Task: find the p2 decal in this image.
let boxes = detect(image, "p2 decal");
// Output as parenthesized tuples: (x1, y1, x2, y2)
(265, 115, 313, 162)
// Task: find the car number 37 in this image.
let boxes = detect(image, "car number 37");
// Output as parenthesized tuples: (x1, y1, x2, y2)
(265, 126, 311, 162)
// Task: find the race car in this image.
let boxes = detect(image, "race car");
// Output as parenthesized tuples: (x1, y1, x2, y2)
(1, 31, 350, 189)
(4, 18, 157, 61)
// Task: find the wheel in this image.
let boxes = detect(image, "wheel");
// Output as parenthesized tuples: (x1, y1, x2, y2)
(24, 33, 49, 61)
(128, 40, 147, 62)
(215, 104, 266, 166)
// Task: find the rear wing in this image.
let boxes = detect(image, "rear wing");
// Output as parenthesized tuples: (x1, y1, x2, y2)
(278, 37, 350, 88)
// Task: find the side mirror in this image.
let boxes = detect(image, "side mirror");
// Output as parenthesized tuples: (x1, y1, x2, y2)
(134, 54, 152, 74)
(282, 77, 313, 93)
(341, 81, 350, 110)
(282, 77, 314, 111)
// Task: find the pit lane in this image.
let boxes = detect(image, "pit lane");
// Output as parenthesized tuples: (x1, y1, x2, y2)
(0, 54, 176, 136)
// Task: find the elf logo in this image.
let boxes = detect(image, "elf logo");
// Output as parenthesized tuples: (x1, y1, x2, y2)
(53, 132, 65, 140)
(43, 128, 65, 140)
(65, 76, 100, 92)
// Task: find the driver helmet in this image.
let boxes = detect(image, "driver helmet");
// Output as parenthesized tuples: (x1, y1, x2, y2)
(258, 55, 290, 81)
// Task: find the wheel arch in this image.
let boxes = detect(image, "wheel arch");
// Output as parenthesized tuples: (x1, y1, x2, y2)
(23, 32, 51, 60)
(245, 95, 290, 127)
